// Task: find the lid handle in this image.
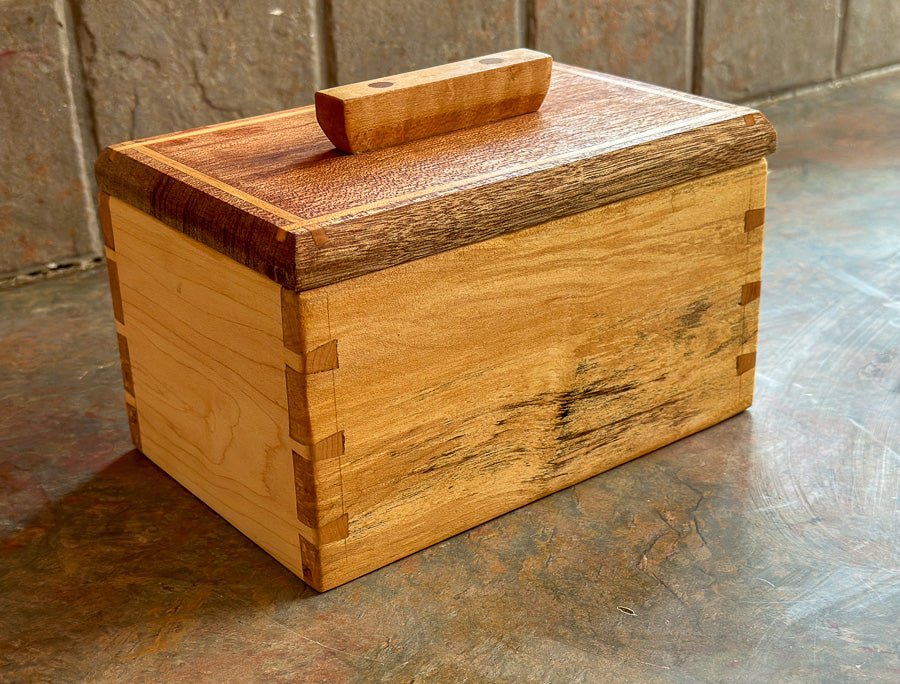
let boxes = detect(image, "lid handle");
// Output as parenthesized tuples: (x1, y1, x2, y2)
(315, 49, 552, 154)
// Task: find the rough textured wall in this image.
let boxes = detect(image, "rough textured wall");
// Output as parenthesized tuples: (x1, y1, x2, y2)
(73, 0, 321, 149)
(533, 0, 694, 91)
(1, 0, 98, 277)
(327, 0, 523, 84)
(840, 0, 900, 75)
(2, 0, 899, 282)
(700, 0, 841, 101)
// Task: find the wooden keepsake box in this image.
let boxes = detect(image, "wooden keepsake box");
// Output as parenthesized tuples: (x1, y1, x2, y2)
(95, 50, 775, 591)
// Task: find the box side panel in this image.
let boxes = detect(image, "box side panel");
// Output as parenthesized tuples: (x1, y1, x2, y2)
(311, 160, 767, 588)
(107, 198, 305, 578)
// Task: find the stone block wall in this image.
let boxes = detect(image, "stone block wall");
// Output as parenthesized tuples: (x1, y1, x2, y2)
(2, 0, 898, 283)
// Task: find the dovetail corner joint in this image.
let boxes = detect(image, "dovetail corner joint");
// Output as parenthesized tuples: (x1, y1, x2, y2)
(125, 401, 142, 451)
(303, 340, 339, 374)
(117, 333, 134, 395)
(306, 223, 329, 246)
(98, 192, 115, 250)
(744, 208, 766, 232)
(298, 535, 321, 586)
(736, 352, 757, 375)
(308, 431, 345, 462)
(741, 281, 762, 306)
(297, 515, 350, 589)
(302, 514, 349, 547)
(281, 290, 339, 373)
(285, 366, 314, 443)
(105, 257, 124, 324)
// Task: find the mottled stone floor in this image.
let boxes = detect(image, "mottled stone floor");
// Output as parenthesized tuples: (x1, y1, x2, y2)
(1, 72, 898, 682)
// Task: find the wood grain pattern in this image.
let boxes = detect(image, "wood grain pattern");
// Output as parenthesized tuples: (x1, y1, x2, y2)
(103, 158, 766, 591)
(95, 64, 776, 291)
(294, 160, 767, 588)
(315, 49, 552, 153)
(106, 196, 307, 578)
(738, 167, 767, 407)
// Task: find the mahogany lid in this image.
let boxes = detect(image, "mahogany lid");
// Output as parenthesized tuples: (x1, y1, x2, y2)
(95, 63, 775, 291)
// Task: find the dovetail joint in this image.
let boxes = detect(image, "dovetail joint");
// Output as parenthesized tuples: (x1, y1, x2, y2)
(125, 401, 142, 451)
(117, 333, 134, 395)
(292, 436, 346, 531)
(744, 208, 766, 232)
(98, 192, 115, 250)
(736, 352, 757, 375)
(741, 281, 762, 306)
(106, 257, 125, 324)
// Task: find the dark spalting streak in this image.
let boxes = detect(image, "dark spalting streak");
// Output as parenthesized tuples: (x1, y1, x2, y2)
(556, 379, 640, 422)
(705, 333, 742, 359)
(678, 299, 713, 332)
(406, 435, 468, 477)
(368, 373, 679, 509)
(536, 399, 684, 481)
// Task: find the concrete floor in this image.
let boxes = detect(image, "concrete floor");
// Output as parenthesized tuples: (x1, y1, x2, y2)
(1, 73, 898, 682)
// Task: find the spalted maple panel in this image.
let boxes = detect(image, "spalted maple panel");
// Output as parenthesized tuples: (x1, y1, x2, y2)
(309, 161, 766, 586)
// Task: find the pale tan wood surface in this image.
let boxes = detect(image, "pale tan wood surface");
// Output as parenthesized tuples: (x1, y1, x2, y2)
(315, 49, 552, 154)
(286, 161, 767, 588)
(107, 197, 305, 576)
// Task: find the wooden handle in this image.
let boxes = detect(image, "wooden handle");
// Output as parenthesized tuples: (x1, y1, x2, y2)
(315, 49, 552, 154)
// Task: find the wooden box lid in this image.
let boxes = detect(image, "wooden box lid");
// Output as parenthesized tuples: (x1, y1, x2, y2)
(95, 63, 776, 292)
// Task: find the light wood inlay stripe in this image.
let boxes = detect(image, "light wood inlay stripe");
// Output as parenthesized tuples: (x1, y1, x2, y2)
(561, 64, 737, 111)
(137, 146, 331, 247)
(112, 105, 316, 151)
(138, 146, 334, 246)
(137, 146, 302, 223)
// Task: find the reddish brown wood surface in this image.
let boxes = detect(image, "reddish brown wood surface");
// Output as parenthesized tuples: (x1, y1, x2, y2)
(95, 64, 776, 291)
(315, 49, 552, 153)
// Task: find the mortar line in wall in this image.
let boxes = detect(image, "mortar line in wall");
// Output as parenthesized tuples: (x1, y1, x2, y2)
(312, 0, 326, 90)
(519, 0, 533, 49)
(317, 0, 337, 88)
(690, 0, 705, 95)
(63, 0, 100, 158)
(55, 0, 102, 258)
(0, 255, 105, 291)
(835, 0, 850, 78)
(743, 62, 900, 109)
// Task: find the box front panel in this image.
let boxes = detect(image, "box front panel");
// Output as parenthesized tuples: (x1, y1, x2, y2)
(105, 198, 307, 577)
(299, 160, 767, 588)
